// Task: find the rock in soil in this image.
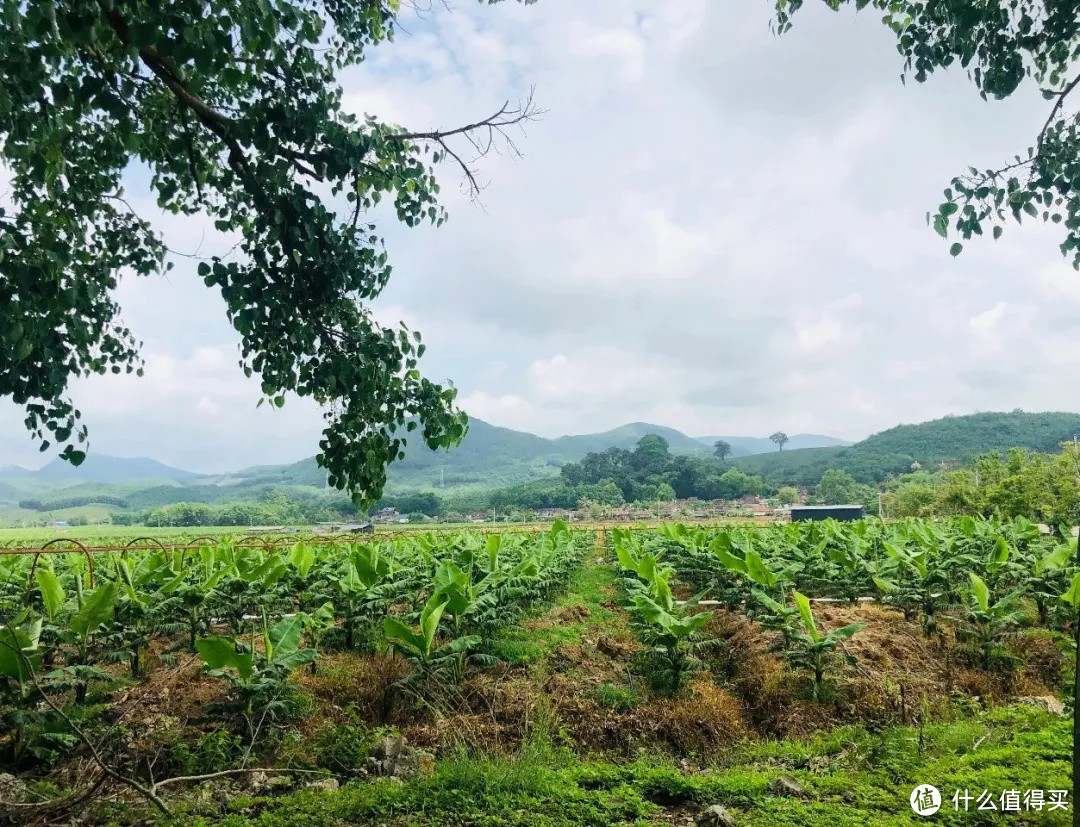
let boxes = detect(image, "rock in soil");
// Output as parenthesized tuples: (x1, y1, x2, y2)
(1016, 696, 1066, 716)
(696, 804, 737, 826)
(771, 774, 807, 797)
(0, 773, 27, 803)
(364, 735, 429, 780)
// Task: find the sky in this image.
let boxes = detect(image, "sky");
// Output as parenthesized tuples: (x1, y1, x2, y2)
(3, 0, 1080, 473)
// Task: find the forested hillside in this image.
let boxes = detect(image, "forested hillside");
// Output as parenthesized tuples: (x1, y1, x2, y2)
(732, 411, 1080, 486)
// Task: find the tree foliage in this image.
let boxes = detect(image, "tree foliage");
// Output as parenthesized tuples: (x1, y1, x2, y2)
(0, 0, 537, 504)
(776, 0, 1080, 264)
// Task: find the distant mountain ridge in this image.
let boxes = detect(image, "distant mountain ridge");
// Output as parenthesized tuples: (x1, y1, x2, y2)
(3, 411, 1079, 516)
(2, 455, 201, 485)
(0, 420, 848, 504)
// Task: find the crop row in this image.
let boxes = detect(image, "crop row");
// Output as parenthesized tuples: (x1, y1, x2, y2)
(0, 522, 589, 766)
(611, 515, 1080, 698)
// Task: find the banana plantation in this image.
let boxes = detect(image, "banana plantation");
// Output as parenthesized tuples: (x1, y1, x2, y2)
(0, 517, 1075, 825)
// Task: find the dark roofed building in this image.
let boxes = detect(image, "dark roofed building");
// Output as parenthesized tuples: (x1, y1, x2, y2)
(790, 504, 864, 522)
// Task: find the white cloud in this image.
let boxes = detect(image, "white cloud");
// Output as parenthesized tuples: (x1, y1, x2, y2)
(4, 0, 1080, 471)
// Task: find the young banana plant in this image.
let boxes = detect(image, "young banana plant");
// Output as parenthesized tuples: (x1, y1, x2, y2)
(782, 591, 867, 700)
(0, 613, 74, 767)
(383, 592, 483, 686)
(196, 612, 317, 736)
(959, 573, 1027, 671)
(35, 570, 118, 703)
(331, 542, 393, 650)
(1028, 538, 1074, 627)
(873, 538, 952, 636)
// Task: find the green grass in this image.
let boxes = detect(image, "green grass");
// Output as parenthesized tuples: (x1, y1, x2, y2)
(159, 705, 1068, 826)
(489, 561, 632, 665)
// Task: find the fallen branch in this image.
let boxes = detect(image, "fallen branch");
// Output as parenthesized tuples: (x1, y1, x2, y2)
(151, 766, 329, 791)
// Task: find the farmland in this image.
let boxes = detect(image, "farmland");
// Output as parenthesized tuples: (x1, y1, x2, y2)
(0, 517, 1075, 825)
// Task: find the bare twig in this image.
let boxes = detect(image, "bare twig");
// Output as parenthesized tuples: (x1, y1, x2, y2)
(389, 88, 544, 198)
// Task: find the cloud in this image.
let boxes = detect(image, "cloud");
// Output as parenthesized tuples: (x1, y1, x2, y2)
(969, 302, 1009, 348)
(3, 0, 1080, 471)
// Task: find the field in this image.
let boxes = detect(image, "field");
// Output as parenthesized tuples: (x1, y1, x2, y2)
(0, 517, 1075, 825)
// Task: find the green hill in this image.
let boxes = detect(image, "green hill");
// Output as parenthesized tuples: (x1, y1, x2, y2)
(198, 419, 718, 494)
(732, 411, 1080, 486)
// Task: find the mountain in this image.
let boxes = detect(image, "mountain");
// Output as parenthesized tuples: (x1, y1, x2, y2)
(204, 419, 714, 494)
(6, 419, 852, 515)
(553, 422, 713, 457)
(694, 433, 852, 457)
(0, 455, 202, 487)
(18, 411, 1065, 516)
(731, 411, 1080, 487)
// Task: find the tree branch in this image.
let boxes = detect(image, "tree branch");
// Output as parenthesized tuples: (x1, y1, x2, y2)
(388, 88, 543, 198)
(1037, 70, 1080, 154)
(151, 766, 328, 791)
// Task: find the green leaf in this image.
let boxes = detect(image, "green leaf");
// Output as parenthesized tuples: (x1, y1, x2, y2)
(268, 614, 306, 661)
(968, 572, 990, 612)
(196, 636, 254, 679)
(383, 616, 424, 655)
(0, 623, 41, 683)
(419, 592, 448, 652)
(1040, 543, 1074, 573)
(744, 551, 776, 588)
(828, 621, 867, 641)
(949, 242, 963, 257)
(288, 542, 315, 577)
(793, 591, 819, 642)
(36, 568, 65, 620)
(933, 213, 948, 238)
(1061, 572, 1080, 610)
(70, 582, 117, 639)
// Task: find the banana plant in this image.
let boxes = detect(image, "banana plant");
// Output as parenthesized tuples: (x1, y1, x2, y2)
(35, 572, 118, 703)
(196, 612, 316, 736)
(383, 593, 484, 686)
(303, 600, 336, 674)
(824, 528, 873, 604)
(104, 552, 179, 678)
(214, 550, 290, 635)
(160, 545, 230, 650)
(630, 575, 714, 697)
(709, 532, 797, 603)
(781, 591, 867, 700)
(328, 543, 394, 650)
(751, 588, 801, 644)
(615, 530, 715, 695)
(873, 537, 953, 636)
(1026, 538, 1074, 627)
(0, 613, 74, 767)
(958, 573, 1027, 671)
